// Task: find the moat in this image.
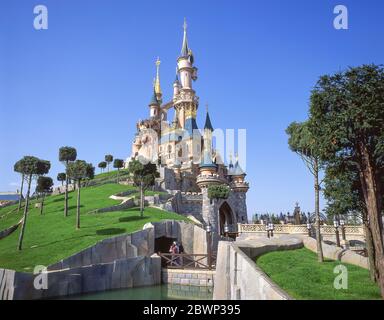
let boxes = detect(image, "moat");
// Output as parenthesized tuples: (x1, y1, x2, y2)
(56, 284, 213, 300)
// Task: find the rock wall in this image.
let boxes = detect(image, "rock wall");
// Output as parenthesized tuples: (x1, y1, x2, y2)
(162, 269, 215, 287)
(301, 236, 369, 269)
(213, 237, 302, 300)
(1, 255, 161, 300)
(1, 220, 209, 300)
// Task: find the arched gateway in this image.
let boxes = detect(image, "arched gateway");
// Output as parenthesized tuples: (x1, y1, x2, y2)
(218, 201, 235, 237)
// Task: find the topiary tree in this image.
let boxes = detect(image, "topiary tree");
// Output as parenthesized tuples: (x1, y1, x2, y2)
(14, 160, 25, 212)
(16, 156, 50, 250)
(36, 176, 54, 215)
(113, 159, 124, 183)
(98, 161, 107, 173)
(128, 159, 159, 217)
(57, 172, 66, 186)
(59, 146, 77, 217)
(286, 121, 324, 262)
(66, 160, 94, 229)
(208, 185, 230, 200)
(105, 154, 113, 173)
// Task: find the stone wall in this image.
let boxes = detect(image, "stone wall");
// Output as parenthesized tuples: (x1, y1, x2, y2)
(301, 236, 369, 269)
(162, 269, 215, 287)
(213, 237, 303, 300)
(1, 220, 208, 300)
(0, 255, 161, 300)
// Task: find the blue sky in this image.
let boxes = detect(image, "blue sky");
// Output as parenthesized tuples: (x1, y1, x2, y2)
(1, 0, 383, 218)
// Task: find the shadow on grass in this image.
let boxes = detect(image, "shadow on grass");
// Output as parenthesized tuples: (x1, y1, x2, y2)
(96, 228, 126, 235)
(118, 216, 147, 223)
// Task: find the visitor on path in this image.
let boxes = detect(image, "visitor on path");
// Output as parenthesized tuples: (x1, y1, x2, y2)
(169, 241, 179, 266)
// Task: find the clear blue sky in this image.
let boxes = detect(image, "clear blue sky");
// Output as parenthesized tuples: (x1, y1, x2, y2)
(1, 0, 383, 218)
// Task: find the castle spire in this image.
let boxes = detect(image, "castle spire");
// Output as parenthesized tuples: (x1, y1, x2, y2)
(181, 18, 189, 57)
(154, 57, 162, 98)
(204, 105, 214, 131)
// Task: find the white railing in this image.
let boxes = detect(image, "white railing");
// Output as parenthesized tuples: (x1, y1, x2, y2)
(238, 224, 364, 236)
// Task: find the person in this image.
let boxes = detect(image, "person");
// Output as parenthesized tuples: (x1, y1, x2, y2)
(178, 242, 184, 254)
(169, 241, 179, 266)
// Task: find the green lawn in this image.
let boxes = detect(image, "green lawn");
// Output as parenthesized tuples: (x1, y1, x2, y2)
(256, 247, 381, 300)
(0, 183, 188, 272)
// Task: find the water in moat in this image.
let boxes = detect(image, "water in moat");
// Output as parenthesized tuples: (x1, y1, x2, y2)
(57, 284, 213, 300)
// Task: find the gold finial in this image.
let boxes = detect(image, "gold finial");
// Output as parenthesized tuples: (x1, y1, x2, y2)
(235, 153, 239, 162)
(154, 57, 162, 95)
(205, 103, 209, 113)
(183, 18, 187, 32)
(229, 152, 233, 162)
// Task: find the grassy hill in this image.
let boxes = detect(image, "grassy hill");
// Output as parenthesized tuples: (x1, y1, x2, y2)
(0, 179, 187, 272)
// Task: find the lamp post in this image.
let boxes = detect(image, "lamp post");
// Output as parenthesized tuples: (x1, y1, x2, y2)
(333, 216, 341, 247)
(265, 220, 270, 238)
(340, 218, 346, 241)
(206, 223, 212, 270)
(306, 222, 312, 237)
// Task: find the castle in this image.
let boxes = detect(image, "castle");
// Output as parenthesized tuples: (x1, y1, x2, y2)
(127, 20, 249, 241)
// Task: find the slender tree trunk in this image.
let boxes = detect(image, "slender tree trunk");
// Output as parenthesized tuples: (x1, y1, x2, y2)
(40, 193, 45, 215)
(18, 175, 32, 251)
(64, 161, 69, 217)
(117, 168, 120, 184)
(17, 174, 24, 212)
(358, 145, 384, 297)
(363, 217, 378, 282)
(76, 180, 81, 229)
(140, 182, 144, 217)
(314, 158, 324, 262)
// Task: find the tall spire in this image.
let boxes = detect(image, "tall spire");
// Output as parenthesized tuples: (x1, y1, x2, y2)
(154, 57, 162, 96)
(204, 104, 214, 131)
(181, 18, 189, 57)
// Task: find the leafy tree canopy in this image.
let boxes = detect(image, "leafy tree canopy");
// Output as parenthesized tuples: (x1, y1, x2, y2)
(57, 172, 66, 182)
(105, 154, 113, 163)
(128, 160, 159, 189)
(59, 146, 77, 163)
(36, 176, 54, 194)
(98, 161, 107, 169)
(208, 184, 230, 200)
(113, 159, 124, 169)
(15, 156, 50, 176)
(67, 160, 93, 181)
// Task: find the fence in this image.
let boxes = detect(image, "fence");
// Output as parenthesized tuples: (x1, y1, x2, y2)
(238, 223, 364, 236)
(158, 253, 216, 270)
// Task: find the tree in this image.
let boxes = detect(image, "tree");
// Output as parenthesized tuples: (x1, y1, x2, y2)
(286, 121, 324, 262)
(66, 160, 94, 229)
(309, 64, 384, 296)
(36, 176, 53, 215)
(14, 160, 25, 212)
(105, 155, 113, 173)
(98, 161, 107, 173)
(113, 159, 124, 183)
(323, 162, 379, 282)
(208, 185, 230, 200)
(128, 159, 159, 217)
(16, 156, 50, 250)
(59, 146, 77, 217)
(57, 173, 66, 186)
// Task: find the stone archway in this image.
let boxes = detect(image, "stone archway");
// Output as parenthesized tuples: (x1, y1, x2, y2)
(218, 202, 235, 237)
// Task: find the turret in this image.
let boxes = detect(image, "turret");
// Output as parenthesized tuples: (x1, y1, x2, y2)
(177, 19, 198, 89)
(173, 73, 180, 98)
(228, 154, 249, 193)
(149, 87, 160, 118)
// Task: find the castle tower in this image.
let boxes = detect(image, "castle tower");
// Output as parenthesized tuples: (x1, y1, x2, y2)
(174, 19, 199, 134)
(197, 111, 226, 244)
(228, 155, 249, 223)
